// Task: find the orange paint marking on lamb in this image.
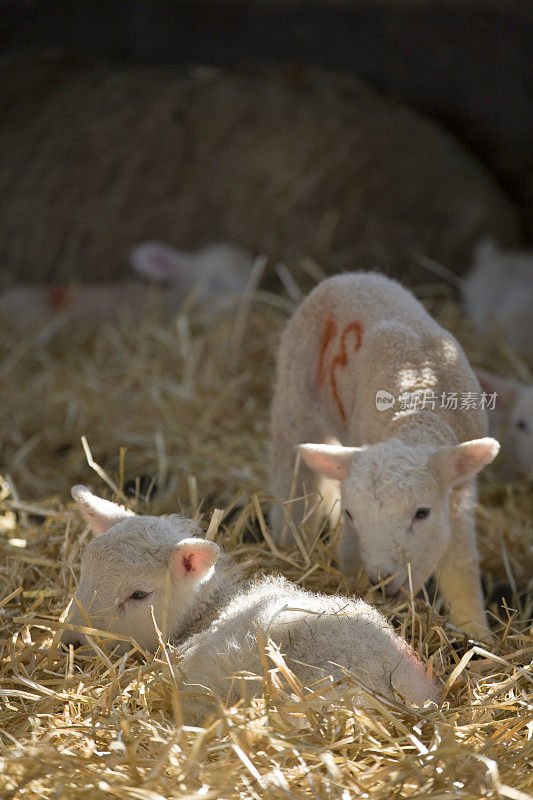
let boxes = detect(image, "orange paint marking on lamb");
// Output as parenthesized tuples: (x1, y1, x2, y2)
(329, 321, 364, 422)
(47, 286, 73, 311)
(318, 316, 337, 386)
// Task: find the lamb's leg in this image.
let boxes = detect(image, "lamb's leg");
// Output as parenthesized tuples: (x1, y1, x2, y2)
(436, 488, 489, 639)
(437, 547, 488, 639)
(269, 402, 334, 545)
(335, 518, 363, 578)
(269, 428, 300, 541)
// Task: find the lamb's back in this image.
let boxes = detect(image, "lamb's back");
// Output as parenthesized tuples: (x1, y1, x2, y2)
(216, 576, 437, 704)
(287, 272, 439, 341)
(276, 272, 485, 442)
(179, 575, 438, 711)
(274, 272, 440, 421)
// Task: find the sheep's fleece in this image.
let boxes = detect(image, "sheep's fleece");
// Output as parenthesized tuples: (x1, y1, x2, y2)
(62, 486, 439, 723)
(270, 272, 499, 638)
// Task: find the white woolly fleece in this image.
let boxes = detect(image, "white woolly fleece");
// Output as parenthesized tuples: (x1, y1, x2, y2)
(270, 272, 498, 638)
(63, 489, 439, 723)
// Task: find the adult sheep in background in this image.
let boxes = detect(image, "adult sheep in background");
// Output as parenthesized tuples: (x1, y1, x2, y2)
(0, 57, 520, 287)
(270, 272, 499, 639)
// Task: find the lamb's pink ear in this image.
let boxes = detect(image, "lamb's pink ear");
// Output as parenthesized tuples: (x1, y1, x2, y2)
(430, 438, 500, 485)
(168, 538, 220, 581)
(130, 242, 191, 283)
(71, 485, 135, 536)
(297, 444, 363, 481)
(475, 369, 519, 412)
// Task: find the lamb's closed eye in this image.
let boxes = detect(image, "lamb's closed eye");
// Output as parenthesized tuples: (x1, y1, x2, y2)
(128, 590, 153, 601)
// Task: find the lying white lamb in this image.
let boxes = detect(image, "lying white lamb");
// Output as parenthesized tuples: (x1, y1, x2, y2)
(129, 240, 254, 308)
(0, 242, 253, 327)
(475, 369, 533, 480)
(61, 486, 439, 723)
(270, 272, 499, 638)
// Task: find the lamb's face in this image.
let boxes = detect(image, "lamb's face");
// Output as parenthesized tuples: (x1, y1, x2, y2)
(476, 370, 533, 480)
(62, 488, 219, 654)
(65, 520, 175, 653)
(299, 437, 499, 595)
(502, 387, 533, 480)
(340, 443, 451, 595)
(198, 244, 254, 300)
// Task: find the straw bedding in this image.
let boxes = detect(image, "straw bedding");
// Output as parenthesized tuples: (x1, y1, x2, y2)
(0, 276, 532, 800)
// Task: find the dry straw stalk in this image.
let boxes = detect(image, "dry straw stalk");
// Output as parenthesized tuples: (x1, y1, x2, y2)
(0, 274, 531, 799)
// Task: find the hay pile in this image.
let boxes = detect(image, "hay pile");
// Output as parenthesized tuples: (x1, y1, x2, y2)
(0, 276, 532, 800)
(0, 55, 521, 286)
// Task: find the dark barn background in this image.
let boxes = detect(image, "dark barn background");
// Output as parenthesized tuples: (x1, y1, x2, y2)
(1, 0, 532, 284)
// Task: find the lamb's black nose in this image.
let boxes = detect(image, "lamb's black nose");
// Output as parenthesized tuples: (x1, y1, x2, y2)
(60, 632, 84, 650)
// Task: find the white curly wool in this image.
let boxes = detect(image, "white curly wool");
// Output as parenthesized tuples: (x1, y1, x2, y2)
(270, 272, 499, 638)
(62, 486, 439, 723)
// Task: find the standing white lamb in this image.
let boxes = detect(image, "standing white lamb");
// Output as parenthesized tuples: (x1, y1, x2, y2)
(270, 272, 500, 638)
(61, 486, 439, 723)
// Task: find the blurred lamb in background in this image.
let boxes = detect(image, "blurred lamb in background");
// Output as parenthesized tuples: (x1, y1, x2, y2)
(462, 238, 533, 364)
(475, 369, 533, 481)
(130, 241, 254, 307)
(0, 241, 254, 328)
(458, 238, 533, 481)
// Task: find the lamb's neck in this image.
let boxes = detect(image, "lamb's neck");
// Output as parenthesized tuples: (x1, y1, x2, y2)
(385, 409, 458, 448)
(172, 554, 244, 644)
